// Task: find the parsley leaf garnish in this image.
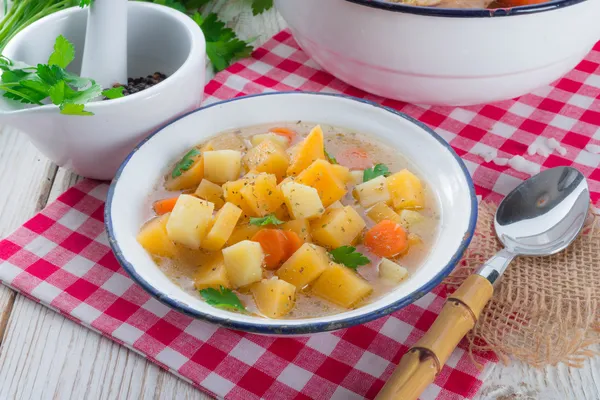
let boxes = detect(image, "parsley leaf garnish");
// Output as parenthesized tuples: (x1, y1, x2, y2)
(199, 286, 246, 312)
(171, 148, 201, 178)
(250, 214, 284, 226)
(47, 35, 75, 69)
(330, 246, 370, 269)
(363, 163, 390, 182)
(60, 103, 94, 116)
(79, 0, 93, 7)
(251, 0, 274, 15)
(324, 148, 337, 164)
(102, 86, 125, 99)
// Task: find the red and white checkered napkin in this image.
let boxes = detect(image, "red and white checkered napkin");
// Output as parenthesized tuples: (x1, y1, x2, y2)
(2, 29, 600, 400)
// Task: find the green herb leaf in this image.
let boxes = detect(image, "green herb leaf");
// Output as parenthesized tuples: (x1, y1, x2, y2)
(79, 0, 93, 7)
(102, 86, 125, 99)
(172, 148, 201, 178)
(47, 35, 75, 69)
(363, 163, 390, 182)
(324, 148, 337, 164)
(36, 64, 65, 86)
(60, 103, 94, 116)
(250, 214, 284, 226)
(329, 246, 370, 269)
(48, 81, 65, 105)
(251, 0, 274, 15)
(199, 286, 246, 312)
(152, 0, 187, 12)
(1, 85, 45, 104)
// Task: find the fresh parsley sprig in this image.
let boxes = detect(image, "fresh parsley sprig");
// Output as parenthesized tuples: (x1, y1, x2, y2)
(199, 286, 246, 312)
(171, 148, 201, 178)
(329, 246, 370, 269)
(363, 163, 390, 183)
(324, 148, 337, 164)
(250, 213, 284, 226)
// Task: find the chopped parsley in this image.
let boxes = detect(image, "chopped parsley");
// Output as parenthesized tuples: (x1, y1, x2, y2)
(329, 246, 370, 269)
(199, 286, 246, 312)
(250, 213, 284, 226)
(171, 148, 201, 178)
(363, 163, 390, 182)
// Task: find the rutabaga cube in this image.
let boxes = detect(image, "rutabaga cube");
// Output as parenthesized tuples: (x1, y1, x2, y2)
(280, 181, 325, 219)
(353, 175, 391, 208)
(194, 253, 231, 290)
(310, 206, 366, 249)
(203, 150, 242, 184)
(387, 169, 425, 210)
(251, 277, 296, 318)
(137, 213, 177, 258)
(222, 240, 264, 288)
(378, 258, 409, 283)
(194, 179, 225, 209)
(243, 140, 290, 181)
(311, 263, 373, 308)
(202, 202, 243, 251)
(276, 243, 329, 288)
(398, 209, 425, 230)
(251, 133, 289, 149)
(166, 195, 214, 249)
(366, 202, 402, 225)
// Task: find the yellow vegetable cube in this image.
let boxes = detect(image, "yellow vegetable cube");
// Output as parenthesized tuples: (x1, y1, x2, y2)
(400, 233, 423, 256)
(276, 243, 329, 288)
(354, 175, 391, 208)
(243, 140, 290, 181)
(379, 258, 409, 283)
(202, 203, 243, 251)
(195, 179, 225, 209)
(194, 253, 231, 290)
(296, 160, 347, 207)
(327, 201, 343, 211)
(311, 206, 366, 249)
(166, 195, 214, 249)
(350, 170, 364, 186)
(222, 240, 264, 288)
(311, 263, 373, 308)
(222, 177, 254, 217)
(398, 210, 425, 230)
(240, 173, 285, 217)
(331, 164, 351, 184)
(164, 148, 204, 191)
(227, 224, 261, 246)
(287, 125, 325, 176)
(281, 219, 311, 242)
(280, 181, 324, 220)
(387, 169, 425, 210)
(367, 202, 402, 225)
(204, 132, 246, 152)
(137, 214, 177, 258)
(203, 150, 242, 183)
(251, 133, 289, 149)
(251, 278, 296, 318)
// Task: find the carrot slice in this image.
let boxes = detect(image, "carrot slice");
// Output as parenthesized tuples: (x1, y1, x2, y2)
(153, 197, 179, 215)
(282, 230, 303, 259)
(252, 229, 289, 270)
(364, 220, 408, 258)
(337, 147, 372, 170)
(269, 127, 296, 143)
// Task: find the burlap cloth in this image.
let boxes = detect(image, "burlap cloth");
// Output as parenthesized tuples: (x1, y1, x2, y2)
(445, 202, 600, 368)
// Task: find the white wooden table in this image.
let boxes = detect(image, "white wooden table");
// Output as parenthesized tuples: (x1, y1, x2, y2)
(0, 2, 598, 399)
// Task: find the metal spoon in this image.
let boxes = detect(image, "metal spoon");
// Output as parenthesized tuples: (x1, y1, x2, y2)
(377, 166, 590, 400)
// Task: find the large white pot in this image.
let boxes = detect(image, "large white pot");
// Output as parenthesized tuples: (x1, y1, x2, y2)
(0, 2, 206, 180)
(275, 0, 600, 106)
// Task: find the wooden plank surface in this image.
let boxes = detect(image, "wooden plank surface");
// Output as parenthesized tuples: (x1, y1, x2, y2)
(0, 1, 598, 399)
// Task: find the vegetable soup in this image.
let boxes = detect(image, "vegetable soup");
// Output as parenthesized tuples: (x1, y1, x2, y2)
(137, 123, 439, 319)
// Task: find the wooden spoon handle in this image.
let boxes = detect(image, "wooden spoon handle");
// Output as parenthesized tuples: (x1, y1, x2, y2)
(376, 275, 494, 400)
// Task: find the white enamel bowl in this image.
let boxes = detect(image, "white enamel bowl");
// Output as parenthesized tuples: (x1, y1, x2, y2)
(275, 0, 600, 106)
(106, 92, 477, 335)
(0, 2, 206, 180)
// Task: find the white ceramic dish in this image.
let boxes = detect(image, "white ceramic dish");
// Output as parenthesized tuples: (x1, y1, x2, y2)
(106, 92, 477, 335)
(0, 2, 206, 180)
(275, 0, 600, 106)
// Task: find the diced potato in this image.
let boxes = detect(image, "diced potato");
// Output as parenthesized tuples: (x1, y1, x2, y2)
(274, 204, 290, 221)
(379, 258, 409, 283)
(227, 224, 261, 246)
(327, 201, 344, 211)
(387, 169, 425, 210)
(353, 175, 391, 208)
(287, 125, 325, 176)
(276, 243, 329, 288)
(137, 213, 177, 258)
(311, 263, 373, 308)
(398, 210, 425, 230)
(222, 177, 254, 216)
(350, 170, 364, 186)
(203, 150, 242, 184)
(222, 240, 264, 288)
(166, 195, 214, 249)
(240, 173, 285, 217)
(195, 179, 225, 209)
(331, 164, 351, 184)
(202, 203, 243, 251)
(281, 219, 311, 242)
(311, 206, 366, 249)
(280, 181, 324, 220)
(204, 132, 246, 151)
(194, 253, 231, 290)
(164, 148, 204, 191)
(243, 140, 290, 181)
(367, 202, 403, 225)
(251, 277, 296, 318)
(251, 133, 289, 149)
(296, 160, 347, 207)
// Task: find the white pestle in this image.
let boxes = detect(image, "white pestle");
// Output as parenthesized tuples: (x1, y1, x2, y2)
(80, 0, 128, 89)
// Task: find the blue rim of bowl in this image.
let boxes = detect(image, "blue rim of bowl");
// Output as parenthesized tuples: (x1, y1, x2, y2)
(105, 91, 478, 335)
(344, 0, 586, 18)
